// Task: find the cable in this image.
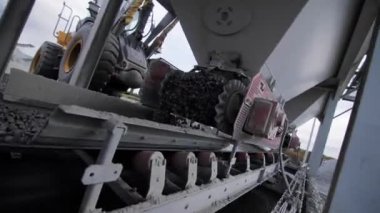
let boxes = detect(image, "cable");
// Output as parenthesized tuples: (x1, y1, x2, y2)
(142, 11, 154, 38)
(333, 107, 352, 119)
(279, 119, 291, 192)
(124, 19, 139, 32)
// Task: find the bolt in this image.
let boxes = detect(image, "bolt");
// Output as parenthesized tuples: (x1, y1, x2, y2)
(245, 98, 252, 106)
(121, 61, 127, 67)
(221, 11, 229, 22)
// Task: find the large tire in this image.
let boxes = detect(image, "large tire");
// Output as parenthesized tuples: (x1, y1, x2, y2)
(58, 23, 120, 92)
(89, 32, 120, 92)
(29, 41, 63, 80)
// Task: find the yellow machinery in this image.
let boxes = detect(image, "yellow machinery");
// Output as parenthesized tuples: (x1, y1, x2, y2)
(28, 2, 80, 78)
(28, 0, 161, 95)
(53, 2, 80, 47)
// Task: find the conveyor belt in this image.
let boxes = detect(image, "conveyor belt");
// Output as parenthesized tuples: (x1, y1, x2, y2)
(0, 69, 265, 153)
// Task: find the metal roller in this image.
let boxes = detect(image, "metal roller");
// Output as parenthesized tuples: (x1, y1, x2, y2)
(171, 151, 198, 189)
(197, 152, 218, 183)
(132, 151, 166, 199)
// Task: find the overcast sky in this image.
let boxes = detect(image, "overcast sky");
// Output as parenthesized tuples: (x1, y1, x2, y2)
(15, 0, 196, 70)
(2, 0, 353, 158)
(298, 100, 352, 158)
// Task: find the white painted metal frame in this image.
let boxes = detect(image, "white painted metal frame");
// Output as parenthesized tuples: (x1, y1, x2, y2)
(324, 15, 380, 213)
(108, 163, 279, 213)
(79, 120, 127, 213)
(308, 94, 339, 175)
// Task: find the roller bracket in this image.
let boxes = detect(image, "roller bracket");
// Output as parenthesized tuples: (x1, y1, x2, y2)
(133, 151, 166, 200)
(172, 151, 198, 189)
(197, 152, 218, 183)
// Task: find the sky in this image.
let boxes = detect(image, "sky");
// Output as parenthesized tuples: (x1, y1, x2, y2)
(297, 100, 353, 158)
(1, 0, 353, 158)
(10, 0, 196, 70)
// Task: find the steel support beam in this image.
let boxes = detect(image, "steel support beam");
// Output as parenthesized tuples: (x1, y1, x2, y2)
(303, 118, 316, 164)
(309, 0, 377, 177)
(143, 12, 176, 45)
(324, 16, 380, 213)
(0, 0, 35, 77)
(308, 94, 339, 175)
(68, 0, 123, 88)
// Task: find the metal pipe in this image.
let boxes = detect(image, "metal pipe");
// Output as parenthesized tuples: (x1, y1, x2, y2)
(224, 140, 240, 178)
(308, 94, 339, 175)
(333, 107, 353, 119)
(133, 0, 154, 41)
(303, 118, 316, 164)
(0, 0, 36, 77)
(279, 120, 290, 192)
(144, 12, 176, 45)
(69, 0, 123, 88)
(146, 19, 178, 58)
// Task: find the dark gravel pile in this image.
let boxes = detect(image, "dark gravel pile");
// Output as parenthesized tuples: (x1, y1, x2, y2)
(158, 70, 225, 127)
(0, 103, 49, 143)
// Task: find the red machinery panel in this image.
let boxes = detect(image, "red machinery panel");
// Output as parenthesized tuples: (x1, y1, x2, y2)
(243, 98, 275, 137)
(233, 73, 286, 149)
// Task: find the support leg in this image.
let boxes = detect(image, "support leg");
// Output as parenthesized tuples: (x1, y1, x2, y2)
(308, 95, 338, 175)
(0, 0, 35, 76)
(79, 120, 127, 213)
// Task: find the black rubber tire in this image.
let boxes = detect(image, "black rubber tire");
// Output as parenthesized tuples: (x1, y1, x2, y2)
(29, 41, 63, 80)
(58, 23, 120, 92)
(89, 32, 119, 92)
